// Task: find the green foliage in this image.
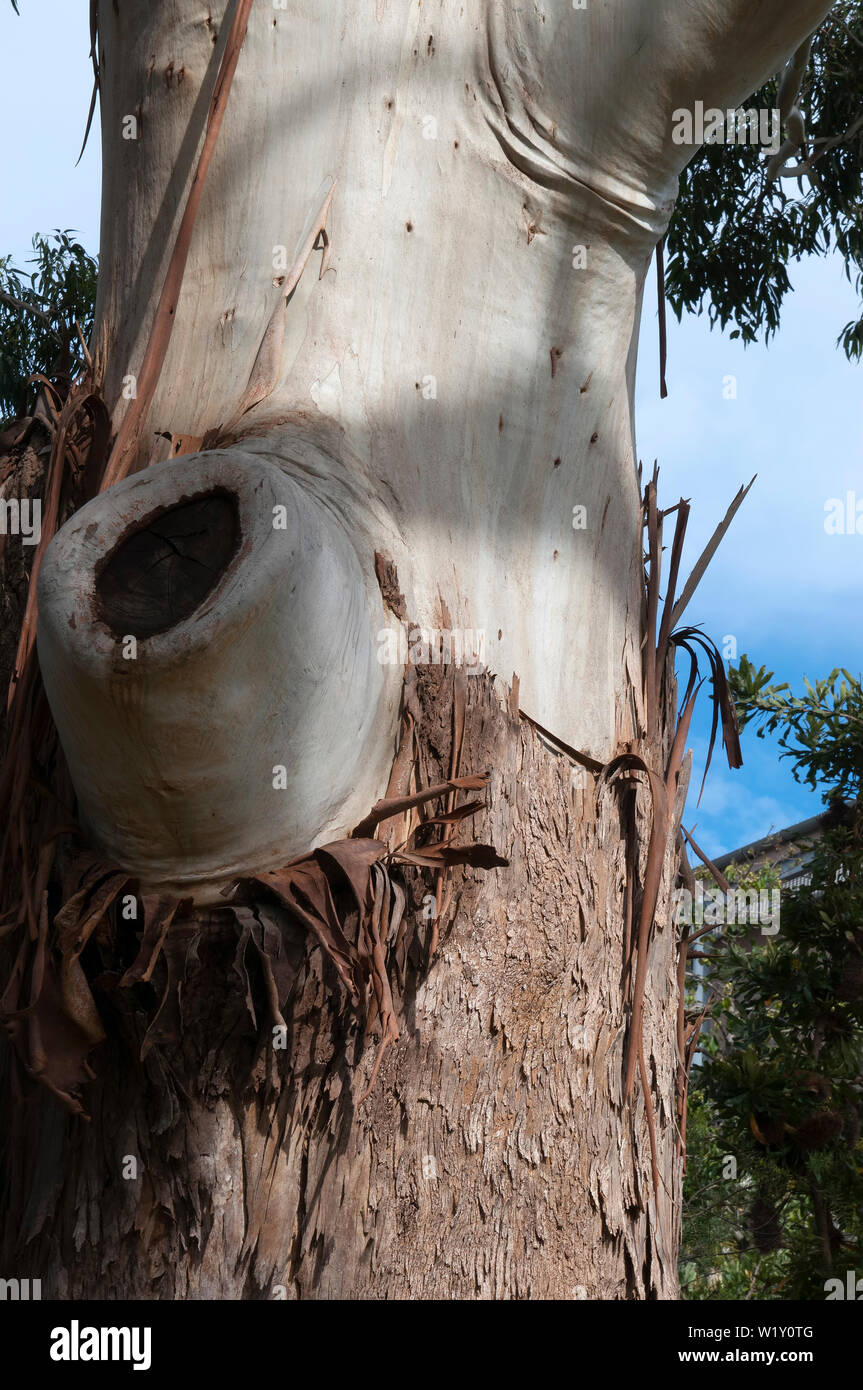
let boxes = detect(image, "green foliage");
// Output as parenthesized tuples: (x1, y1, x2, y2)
(0, 231, 98, 423)
(666, 2, 863, 359)
(682, 663, 863, 1298)
(729, 655, 863, 799)
(681, 1086, 812, 1300)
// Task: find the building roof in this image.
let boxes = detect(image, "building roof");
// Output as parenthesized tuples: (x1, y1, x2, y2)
(712, 810, 832, 873)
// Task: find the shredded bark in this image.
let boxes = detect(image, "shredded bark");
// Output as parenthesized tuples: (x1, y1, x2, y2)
(623, 470, 751, 1186)
(373, 551, 408, 621)
(0, 739, 505, 1115)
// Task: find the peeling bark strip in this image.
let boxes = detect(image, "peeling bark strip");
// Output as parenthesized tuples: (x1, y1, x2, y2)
(5, 381, 107, 711)
(100, 0, 255, 492)
(0, 666, 684, 1299)
(655, 236, 668, 400)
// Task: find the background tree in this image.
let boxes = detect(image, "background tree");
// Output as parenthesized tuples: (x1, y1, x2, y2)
(0, 231, 97, 422)
(667, 0, 863, 357)
(681, 664, 863, 1299)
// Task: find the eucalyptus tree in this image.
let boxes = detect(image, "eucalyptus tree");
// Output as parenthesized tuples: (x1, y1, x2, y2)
(0, 0, 843, 1300)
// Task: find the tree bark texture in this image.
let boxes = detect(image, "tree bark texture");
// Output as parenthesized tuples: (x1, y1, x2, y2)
(1, 640, 686, 1299)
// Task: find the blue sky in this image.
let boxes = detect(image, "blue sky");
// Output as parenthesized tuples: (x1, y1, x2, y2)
(1, 3, 100, 264)
(636, 252, 863, 855)
(3, 2, 860, 859)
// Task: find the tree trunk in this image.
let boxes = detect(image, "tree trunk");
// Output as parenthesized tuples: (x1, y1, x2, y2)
(2, 657, 687, 1299)
(1, 0, 834, 1299)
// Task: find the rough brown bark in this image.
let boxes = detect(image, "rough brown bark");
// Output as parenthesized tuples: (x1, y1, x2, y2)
(1, 579, 686, 1297)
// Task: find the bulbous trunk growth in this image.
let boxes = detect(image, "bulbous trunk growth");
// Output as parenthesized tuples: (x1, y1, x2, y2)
(38, 448, 397, 897)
